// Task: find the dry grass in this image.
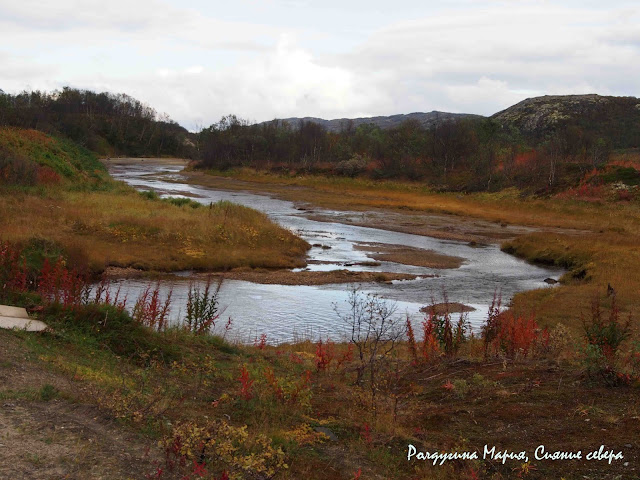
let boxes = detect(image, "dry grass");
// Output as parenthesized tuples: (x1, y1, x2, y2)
(0, 188, 309, 273)
(0, 129, 309, 274)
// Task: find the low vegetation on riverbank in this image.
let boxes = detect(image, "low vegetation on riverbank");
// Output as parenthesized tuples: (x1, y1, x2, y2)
(0, 128, 309, 275)
(0, 269, 638, 479)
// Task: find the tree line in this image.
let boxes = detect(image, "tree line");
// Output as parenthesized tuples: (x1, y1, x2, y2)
(196, 114, 615, 192)
(0, 87, 193, 157)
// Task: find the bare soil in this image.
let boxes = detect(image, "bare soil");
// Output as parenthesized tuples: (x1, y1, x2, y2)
(204, 268, 420, 285)
(102, 266, 421, 285)
(0, 330, 161, 480)
(353, 242, 463, 269)
(419, 302, 477, 314)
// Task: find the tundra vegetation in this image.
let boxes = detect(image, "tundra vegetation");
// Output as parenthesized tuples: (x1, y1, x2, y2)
(0, 127, 309, 274)
(1, 89, 640, 478)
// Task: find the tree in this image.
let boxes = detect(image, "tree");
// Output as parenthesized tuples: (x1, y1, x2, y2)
(334, 287, 403, 387)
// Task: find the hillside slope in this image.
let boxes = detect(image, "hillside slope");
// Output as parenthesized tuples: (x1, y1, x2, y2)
(492, 94, 640, 147)
(264, 111, 483, 132)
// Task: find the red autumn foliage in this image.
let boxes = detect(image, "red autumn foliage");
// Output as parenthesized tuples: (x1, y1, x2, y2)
(421, 314, 440, 362)
(37, 257, 89, 309)
(361, 422, 372, 445)
(254, 333, 267, 350)
(132, 283, 172, 331)
(0, 241, 29, 299)
(315, 339, 335, 371)
(406, 317, 418, 364)
(238, 364, 254, 400)
(264, 366, 284, 401)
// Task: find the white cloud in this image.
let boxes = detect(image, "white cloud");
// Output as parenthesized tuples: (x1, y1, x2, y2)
(0, 1, 639, 128)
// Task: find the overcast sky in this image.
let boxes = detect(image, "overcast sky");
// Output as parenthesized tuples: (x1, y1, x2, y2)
(1, 0, 639, 130)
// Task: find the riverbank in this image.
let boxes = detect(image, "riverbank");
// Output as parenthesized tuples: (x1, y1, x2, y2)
(178, 167, 640, 335)
(0, 130, 310, 276)
(1, 296, 637, 479)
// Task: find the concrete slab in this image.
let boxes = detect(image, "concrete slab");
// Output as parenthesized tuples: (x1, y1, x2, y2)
(0, 305, 30, 319)
(0, 316, 48, 332)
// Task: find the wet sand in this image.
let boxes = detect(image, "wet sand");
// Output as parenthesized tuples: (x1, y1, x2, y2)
(103, 266, 421, 285)
(353, 242, 463, 269)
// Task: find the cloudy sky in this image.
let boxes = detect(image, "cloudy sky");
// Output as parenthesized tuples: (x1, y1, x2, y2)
(1, 0, 639, 130)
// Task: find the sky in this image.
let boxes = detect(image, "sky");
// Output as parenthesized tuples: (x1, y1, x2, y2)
(1, 0, 639, 130)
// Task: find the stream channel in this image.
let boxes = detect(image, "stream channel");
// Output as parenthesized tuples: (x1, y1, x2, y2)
(106, 161, 562, 344)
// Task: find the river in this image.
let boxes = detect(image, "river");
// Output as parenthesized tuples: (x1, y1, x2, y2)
(105, 160, 561, 344)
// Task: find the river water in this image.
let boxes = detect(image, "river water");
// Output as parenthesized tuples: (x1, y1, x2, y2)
(106, 161, 561, 344)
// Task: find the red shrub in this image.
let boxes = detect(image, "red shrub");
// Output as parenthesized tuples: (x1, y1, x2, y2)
(37, 257, 88, 309)
(132, 283, 172, 331)
(0, 242, 29, 299)
(361, 423, 372, 445)
(421, 314, 440, 362)
(406, 317, 418, 364)
(238, 364, 254, 400)
(253, 333, 267, 350)
(264, 367, 284, 401)
(315, 339, 334, 371)
(35, 166, 61, 185)
(335, 343, 354, 371)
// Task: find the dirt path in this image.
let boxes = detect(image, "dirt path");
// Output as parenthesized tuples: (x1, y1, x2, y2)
(0, 331, 161, 479)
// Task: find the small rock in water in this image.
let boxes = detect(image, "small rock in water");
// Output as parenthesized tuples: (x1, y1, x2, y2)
(544, 278, 558, 284)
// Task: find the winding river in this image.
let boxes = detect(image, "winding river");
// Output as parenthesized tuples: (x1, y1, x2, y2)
(106, 161, 561, 344)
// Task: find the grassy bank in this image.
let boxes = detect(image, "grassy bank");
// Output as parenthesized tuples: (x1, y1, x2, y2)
(0, 128, 309, 274)
(1, 286, 638, 479)
(191, 167, 640, 334)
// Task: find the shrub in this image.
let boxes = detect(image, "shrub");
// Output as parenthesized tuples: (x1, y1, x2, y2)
(159, 420, 287, 480)
(422, 307, 469, 358)
(581, 296, 632, 385)
(315, 339, 334, 371)
(238, 364, 254, 401)
(0, 241, 29, 301)
(132, 283, 172, 331)
(334, 287, 403, 386)
(37, 257, 89, 309)
(164, 196, 202, 209)
(183, 276, 222, 335)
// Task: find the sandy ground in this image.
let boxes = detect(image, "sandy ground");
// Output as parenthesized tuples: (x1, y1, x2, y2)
(353, 242, 463, 269)
(102, 267, 420, 285)
(101, 157, 191, 167)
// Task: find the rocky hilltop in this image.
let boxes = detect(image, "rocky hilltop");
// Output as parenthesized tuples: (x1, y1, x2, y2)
(491, 94, 640, 144)
(265, 111, 483, 132)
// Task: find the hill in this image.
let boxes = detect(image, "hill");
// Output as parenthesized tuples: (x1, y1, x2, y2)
(492, 94, 640, 147)
(264, 111, 483, 132)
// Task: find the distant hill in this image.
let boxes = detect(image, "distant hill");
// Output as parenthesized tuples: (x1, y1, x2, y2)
(263, 111, 484, 132)
(491, 94, 640, 147)
(263, 94, 640, 149)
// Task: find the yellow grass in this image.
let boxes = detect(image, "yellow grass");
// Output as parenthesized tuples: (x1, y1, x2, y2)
(0, 186, 309, 273)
